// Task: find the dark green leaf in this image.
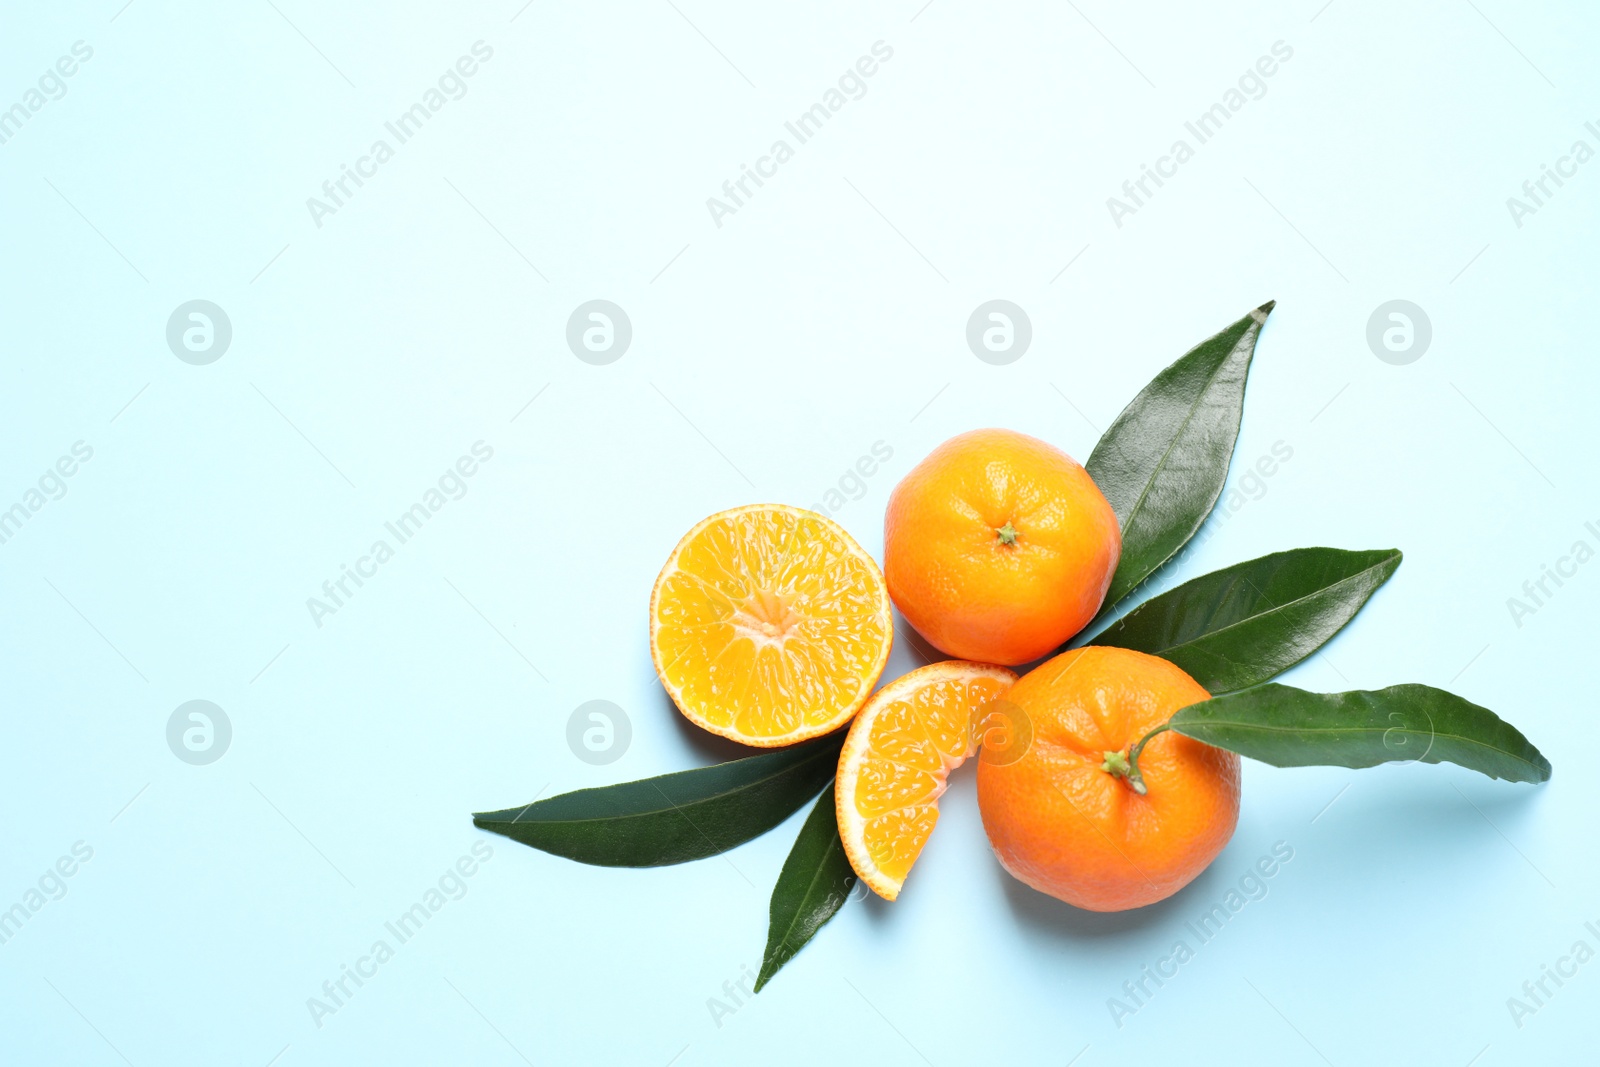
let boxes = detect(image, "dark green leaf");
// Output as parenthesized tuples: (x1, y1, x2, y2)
(754, 782, 856, 992)
(1093, 547, 1402, 693)
(1169, 683, 1552, 784)
(472, 732, 843, 866)
(1087, 302, 1274, 613)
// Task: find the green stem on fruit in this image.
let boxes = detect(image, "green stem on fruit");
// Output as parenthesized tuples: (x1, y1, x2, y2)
(1103, 723, 1171, 795)
(996, 522, 1018, 546)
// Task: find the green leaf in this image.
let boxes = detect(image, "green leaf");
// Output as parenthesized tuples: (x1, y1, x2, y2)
(1168, 683, 1552, 784)
(1092, 547, 1402, 693)
(754, 782, 857, 992)
(1087, 302, 1274, 613)
(472, 732, 843, 867)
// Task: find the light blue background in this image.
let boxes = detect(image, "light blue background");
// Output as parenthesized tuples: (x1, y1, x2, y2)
(3, 1, 1596, 1063)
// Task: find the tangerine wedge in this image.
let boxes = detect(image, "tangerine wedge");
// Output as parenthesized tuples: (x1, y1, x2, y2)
(836, 661, 1018, 899)
(649, 504, 894, 747)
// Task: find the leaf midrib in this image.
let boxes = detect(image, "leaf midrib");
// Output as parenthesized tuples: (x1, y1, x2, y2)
(1113, 331, 1249, 553)
(773, 833, 847, 954)
(1177, 717, 1544, 774)
(1136, 555, 1395, 657)
(479, 745, 837, 828)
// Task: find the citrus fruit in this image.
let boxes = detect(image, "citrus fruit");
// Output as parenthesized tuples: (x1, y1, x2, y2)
(836, 660, 1019, 900)
(883, 428, 1120, 666)
(649, 504, 893, 747)
(976, 646, 1239, 911)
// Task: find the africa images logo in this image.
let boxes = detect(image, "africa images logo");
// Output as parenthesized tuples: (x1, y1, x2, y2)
(305, 442, 494, 628)
(1105, 40, 1293, 228)
(0, 40, 93, 148)
(704, 41, 894, 228)
(304, 42, 495, 228)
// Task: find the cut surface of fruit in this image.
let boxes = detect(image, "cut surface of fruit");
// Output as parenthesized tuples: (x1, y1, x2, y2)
(836, 661, 1018, 900)
(650, 504, 893, 747)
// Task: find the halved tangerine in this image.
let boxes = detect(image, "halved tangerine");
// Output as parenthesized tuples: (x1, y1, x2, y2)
(836, 660, 1019, 899)
(649, 504, 894, 747)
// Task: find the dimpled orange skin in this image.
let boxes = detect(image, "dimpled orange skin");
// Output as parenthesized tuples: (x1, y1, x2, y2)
(883, 429, 1120, 666)
(977, 647, 1240, 912)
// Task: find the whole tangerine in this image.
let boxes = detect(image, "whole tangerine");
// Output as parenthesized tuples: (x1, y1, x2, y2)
(976, 646, 1239, 911)
(883, 428, 1120, 665)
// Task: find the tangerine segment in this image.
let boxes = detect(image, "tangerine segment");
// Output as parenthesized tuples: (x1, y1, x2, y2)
(836, 661, 1018, 900)
(649, 504, 893, 747)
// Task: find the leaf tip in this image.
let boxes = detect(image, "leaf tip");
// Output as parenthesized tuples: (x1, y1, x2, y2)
(1253, 299, 1277, 320)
